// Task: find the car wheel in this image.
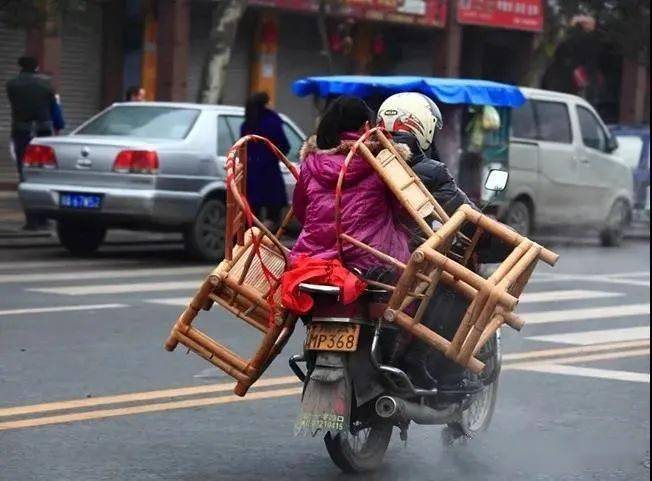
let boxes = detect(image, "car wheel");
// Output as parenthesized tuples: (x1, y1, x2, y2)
(505, 200, 532, 236)
(184, 199, 226, 261)
(599, 200, 629, 247)
(56, 220, 106, 256)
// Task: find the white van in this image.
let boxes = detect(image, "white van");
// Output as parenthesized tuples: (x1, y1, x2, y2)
(503, 88, 634, 246)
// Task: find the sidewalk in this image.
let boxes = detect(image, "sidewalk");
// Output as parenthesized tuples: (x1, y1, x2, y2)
(0, 151, 19, 191)
(0, 190, 52, 239)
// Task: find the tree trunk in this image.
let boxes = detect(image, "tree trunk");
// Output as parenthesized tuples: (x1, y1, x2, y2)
(317, 0, 333, 74)
(197, 0, 248, 104)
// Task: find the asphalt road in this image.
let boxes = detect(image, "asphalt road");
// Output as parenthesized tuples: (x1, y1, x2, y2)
(0, 235, 649, 481)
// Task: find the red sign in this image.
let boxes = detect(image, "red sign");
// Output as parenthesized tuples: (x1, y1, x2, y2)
(457, 0, 543, 31)
(250, 0, 448, 27)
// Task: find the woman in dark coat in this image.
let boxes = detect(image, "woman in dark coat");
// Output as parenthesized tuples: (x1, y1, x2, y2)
(240, 92, 290, 228)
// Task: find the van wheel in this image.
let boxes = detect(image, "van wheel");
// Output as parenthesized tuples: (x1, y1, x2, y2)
(505, 201, 532, 236)
(57, 220, 106, 255)
(599, 200, 629, 247)
(184, 199, 226, 261)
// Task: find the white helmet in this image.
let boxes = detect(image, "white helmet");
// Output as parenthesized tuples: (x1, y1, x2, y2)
(377, 92, 443, 150)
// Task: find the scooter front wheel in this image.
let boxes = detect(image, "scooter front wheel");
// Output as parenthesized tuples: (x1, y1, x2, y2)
(324, 419, 393, 473)
(446, 331, 501, 440)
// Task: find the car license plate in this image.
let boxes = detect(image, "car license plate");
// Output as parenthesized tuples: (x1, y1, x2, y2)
(305, 323, 360, 352)
(59, 193, 102, 209)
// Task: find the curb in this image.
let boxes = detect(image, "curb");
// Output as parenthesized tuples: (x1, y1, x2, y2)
(0, 181, 18, 191)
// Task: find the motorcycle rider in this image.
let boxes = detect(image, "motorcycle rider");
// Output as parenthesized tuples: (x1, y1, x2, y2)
(377, 92, 480, 392)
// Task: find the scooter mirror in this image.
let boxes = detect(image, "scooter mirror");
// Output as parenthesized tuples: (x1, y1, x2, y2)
(485, 169, 509, 192)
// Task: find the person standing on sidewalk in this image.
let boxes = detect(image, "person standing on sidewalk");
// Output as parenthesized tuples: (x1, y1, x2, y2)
(5, 56, 55, 229)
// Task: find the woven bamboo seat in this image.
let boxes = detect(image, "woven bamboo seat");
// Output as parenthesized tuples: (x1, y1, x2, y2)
(164, 136, 299, 396)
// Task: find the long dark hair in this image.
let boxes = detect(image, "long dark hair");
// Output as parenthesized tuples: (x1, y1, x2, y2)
(316, 96, 374, 149)
(244, 91, 270, 129)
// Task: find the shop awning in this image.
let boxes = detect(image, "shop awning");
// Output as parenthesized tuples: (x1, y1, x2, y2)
(292, 76, 526, 108)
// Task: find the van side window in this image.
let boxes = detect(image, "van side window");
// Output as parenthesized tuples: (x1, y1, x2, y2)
(577, 106, 607, 152)
(534, 101, 572, 144)
(511, 101, 537, 140)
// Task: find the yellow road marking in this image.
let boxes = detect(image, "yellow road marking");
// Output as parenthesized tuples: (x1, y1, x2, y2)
(2, 341, 648, 419)
(0, 375, 299, 418)
(0, 344, 649, 432)
(502, 339, 650, 362)
(0, 386, 303, 431)
(504, 348, 650, 369)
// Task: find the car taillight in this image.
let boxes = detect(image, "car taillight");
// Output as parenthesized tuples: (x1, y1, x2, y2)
(23, 145, 57, 169)
(112, 150, 159, 174)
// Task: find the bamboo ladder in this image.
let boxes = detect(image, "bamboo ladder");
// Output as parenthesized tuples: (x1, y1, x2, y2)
(335, 128, 560, 373)
(164, 135, 299, 397)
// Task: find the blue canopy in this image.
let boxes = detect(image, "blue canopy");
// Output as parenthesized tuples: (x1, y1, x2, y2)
(292, 75, 526, 108)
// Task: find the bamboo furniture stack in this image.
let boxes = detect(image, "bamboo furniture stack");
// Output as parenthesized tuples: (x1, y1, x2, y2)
(164, 129, 559, 397)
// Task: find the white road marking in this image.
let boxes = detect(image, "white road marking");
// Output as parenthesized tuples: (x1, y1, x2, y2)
(530, 273, 650, 287)
(608, 272, 650, 279)
(0, 266, 210, 284)
(523, 303, 650, 324)
(519, 289, 623, 304)
(527, 326, 650, 345)
(29, 280, 200, 296)
(512, 363, 650, 383)
(0, 304, 128, 317)
(0, 259, 141, 271)
(147, 297, 190, 306)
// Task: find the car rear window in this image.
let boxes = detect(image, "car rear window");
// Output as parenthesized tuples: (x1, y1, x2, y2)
(76, 106, 200, 139)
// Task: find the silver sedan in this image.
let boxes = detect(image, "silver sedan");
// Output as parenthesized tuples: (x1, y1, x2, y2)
(18, 102, 305, 260)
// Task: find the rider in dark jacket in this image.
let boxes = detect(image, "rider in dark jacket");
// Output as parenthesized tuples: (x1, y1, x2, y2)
(377, 92, 479, 391)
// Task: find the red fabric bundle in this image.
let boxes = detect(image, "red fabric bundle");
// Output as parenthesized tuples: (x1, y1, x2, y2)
(281, 256, 367, 314)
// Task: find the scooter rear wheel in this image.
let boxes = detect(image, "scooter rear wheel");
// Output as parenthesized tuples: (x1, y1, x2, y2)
(324, 419, 392, 473)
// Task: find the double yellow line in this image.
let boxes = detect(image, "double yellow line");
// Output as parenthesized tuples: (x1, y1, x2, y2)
(0, 340, 648, 432)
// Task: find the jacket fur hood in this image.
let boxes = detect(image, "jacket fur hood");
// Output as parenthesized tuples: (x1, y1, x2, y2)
(299, 135, 412, 163)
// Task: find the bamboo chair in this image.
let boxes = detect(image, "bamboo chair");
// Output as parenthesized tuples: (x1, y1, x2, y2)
(335, 128, 559, 374)
(164, 135, 299, 397)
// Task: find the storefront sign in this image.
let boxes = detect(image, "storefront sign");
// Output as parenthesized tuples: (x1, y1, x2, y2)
(457, 0, 543, 32)
(250, 0, 447, 27)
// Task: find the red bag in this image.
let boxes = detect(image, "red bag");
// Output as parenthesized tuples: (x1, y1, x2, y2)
(281, 256, 367, 314)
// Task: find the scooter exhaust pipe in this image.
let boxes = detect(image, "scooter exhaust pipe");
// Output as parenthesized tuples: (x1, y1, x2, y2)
(375, 396, 457, 425)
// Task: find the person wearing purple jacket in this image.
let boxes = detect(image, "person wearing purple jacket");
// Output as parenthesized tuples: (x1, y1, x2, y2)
(290, 96, 410, 273)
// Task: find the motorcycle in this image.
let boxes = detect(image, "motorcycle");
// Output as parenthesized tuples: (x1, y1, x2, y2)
(288, 171, 508, 473)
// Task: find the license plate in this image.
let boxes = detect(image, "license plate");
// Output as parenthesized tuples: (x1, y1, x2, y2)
(305, 323, 360, 352)
(59, 193, 102, 209)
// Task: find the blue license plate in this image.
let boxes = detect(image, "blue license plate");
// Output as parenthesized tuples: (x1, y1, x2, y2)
(59, 193, 102, 209)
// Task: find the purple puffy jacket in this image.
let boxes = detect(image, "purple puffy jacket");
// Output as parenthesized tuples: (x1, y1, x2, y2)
(290, 132, 411, 272)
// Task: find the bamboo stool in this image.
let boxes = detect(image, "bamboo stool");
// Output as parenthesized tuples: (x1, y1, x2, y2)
(335, 128, 560, 374)
(164, 136, 300, 396)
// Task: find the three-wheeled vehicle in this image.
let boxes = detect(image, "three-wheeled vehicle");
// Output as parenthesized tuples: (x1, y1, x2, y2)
(292, 75, 526, 223)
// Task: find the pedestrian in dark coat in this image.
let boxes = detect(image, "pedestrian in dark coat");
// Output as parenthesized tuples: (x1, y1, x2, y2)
(6, 56, 55, 230)
(6, 56, 56, 182)
(240, 92, 290, 228)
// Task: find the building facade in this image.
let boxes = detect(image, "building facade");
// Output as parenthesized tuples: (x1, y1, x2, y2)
(0, 0, 648, 158)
